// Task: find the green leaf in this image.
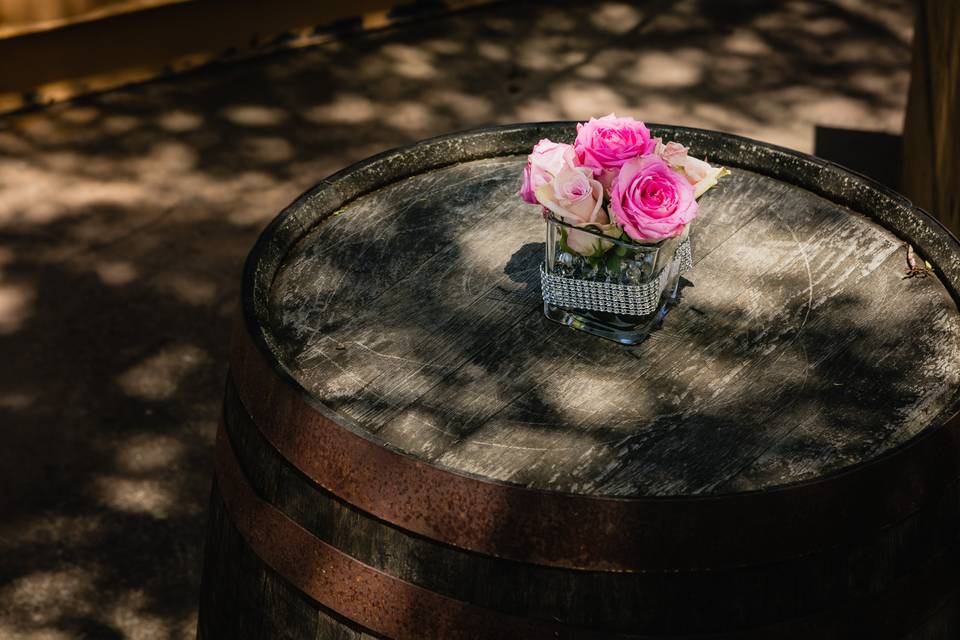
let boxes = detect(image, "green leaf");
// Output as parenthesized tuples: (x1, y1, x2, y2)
(606, 253, 623, 273)
(558, 227, 574, 256)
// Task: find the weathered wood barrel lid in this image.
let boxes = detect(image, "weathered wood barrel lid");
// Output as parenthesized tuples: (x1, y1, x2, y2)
(229, 123, 960, 580)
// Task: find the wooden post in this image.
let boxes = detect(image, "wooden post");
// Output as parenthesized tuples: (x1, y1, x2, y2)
(902, 0, 960, 234)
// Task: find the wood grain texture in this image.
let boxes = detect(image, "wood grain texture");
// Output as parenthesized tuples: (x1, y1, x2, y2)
(902, 0, 960, 232)
(266, 157, 960, 497)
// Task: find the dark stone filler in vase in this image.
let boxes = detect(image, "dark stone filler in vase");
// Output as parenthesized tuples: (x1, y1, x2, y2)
(541, 216, 689, 344)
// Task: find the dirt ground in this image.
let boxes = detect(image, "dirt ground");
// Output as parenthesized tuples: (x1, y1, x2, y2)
(0, 1, 914, 637)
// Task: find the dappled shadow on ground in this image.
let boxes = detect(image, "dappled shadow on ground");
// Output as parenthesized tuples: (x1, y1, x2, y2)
(0, 0, 914, 637)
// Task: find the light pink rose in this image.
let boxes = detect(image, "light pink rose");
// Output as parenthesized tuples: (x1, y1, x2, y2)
(610, 155, 698, 241)
(654, 139, 689, 166)
(535, 165, 618, 255)
(574, 114, 657, 189)
(683, 154, 727, 198)
(519, 138, 577, 204)
(654, 139, 727, 198)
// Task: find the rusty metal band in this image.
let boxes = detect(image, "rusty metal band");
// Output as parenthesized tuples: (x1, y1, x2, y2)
(214, 407, 960, 640)
(213, 419, 579, 640)
(230, 318, 960, 573)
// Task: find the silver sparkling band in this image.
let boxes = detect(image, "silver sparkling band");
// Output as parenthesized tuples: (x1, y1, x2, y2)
(541, 240, 692, 316)
(677, 238, 693, 273)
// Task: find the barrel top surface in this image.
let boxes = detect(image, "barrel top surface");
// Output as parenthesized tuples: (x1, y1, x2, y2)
(255, 124, 960, 498)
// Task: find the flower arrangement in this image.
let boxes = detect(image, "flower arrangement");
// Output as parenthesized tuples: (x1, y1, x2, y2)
(520, 114, 727, 254)
(521, 114, 729, 344)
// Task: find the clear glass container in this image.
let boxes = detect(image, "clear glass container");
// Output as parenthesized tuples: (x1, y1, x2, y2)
(542, 216, 688, 345)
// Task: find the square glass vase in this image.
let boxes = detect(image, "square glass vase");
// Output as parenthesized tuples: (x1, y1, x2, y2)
(541, 216, 690, 345)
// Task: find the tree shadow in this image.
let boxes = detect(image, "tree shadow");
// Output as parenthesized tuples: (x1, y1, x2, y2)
(0, 0, 919, 636)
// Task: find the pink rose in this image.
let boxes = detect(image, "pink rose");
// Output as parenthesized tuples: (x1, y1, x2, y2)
(519, 138, 577, 204)
(654, 139, 727, 198)
(574, 114, 656, 189)
(535, 165, 618, 255)
(655, 139, 689, 166)
(610, 155, 698, 241)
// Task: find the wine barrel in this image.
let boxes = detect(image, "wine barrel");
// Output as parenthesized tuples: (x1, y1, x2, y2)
(197, 123, 960, 639)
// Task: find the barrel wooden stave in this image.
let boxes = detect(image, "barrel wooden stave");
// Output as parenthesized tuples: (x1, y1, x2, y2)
(210, 375, 960, 636)
(199, 123, 960, 638)
(198, 490, 376, 640)
(198, 479, 960, 640)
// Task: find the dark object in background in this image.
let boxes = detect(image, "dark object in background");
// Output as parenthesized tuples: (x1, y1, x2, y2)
(198, 124, 960, 638)
(814, 125, 902, 190)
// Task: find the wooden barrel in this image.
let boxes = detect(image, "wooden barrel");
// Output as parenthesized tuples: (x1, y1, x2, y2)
(198, 123, 960, 639)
